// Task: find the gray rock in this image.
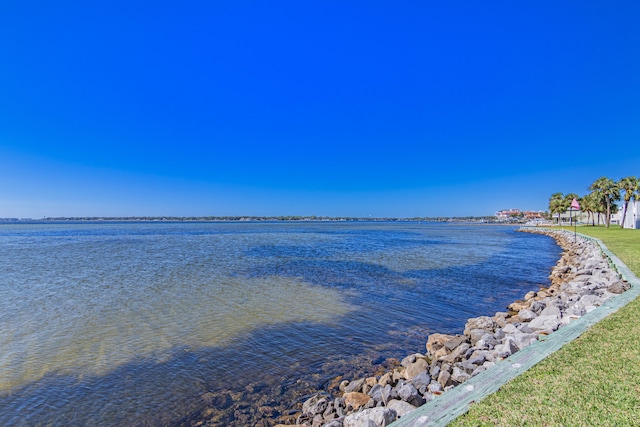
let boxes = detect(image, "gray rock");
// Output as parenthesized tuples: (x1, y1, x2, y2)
(400, 354, 416, 366)
(464, 316, 497, 336)
(456, 360, 478, 374)
(528, 314, 561, 333)
(428, 381, 443, 394)
(493, 312, 508, 328)
(303, 393, 329, 415)
(385, 399, 417, 418)
(437, 369, 451, 388)
(476, 333, 499, 349)
(518, 309, 537, 322)
(440, 343, 470, 363)
(494, 338, 518, 358)
(343, 407, 397, 427)
(565, 306, 585, 318)
(396, 382, 423, 406)
(467, 352, 487, 366)
(517, 323, 534, 334)
(409, 371, 431, 390)
(322, 421, 343, 427)
(444, 335, 469, 351)
(467, 328, 488, 346)
(429, 363, 440, 378)
(344, 378, 366, 393)
(471, 365, 487, 377)
(450, 366, 471, 384)
(578, 294, 603, 307)
(513, 332, 538, 350)
(539, 304, 561, 317)
(529, 300, 546, 314)
(501, 324, 519, 335)
(368, 384, 392, 404)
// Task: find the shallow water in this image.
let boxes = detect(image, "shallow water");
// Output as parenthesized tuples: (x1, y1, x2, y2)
(0, 221, 559, 425)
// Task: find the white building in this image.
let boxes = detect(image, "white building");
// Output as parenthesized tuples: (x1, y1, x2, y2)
(611, 200, 640, 229)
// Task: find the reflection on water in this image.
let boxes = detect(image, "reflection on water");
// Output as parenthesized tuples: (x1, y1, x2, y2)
(0, 222, 559, 425)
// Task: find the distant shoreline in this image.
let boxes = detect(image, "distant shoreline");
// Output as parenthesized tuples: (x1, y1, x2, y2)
(0, 216, 531, 225)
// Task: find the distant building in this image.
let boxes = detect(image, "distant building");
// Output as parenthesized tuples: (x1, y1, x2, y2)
(495, 208, 521, 220)
(522, 210, 544, 220)
(553, 209, 588, 225)
(611, 200, 640, 229)
(495, 209, 546, 223)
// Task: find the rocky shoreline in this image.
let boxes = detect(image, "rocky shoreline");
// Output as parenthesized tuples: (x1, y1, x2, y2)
(269, 228, 631, 427)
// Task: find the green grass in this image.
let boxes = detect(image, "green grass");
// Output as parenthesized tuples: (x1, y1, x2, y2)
(451, 226, 640, 427)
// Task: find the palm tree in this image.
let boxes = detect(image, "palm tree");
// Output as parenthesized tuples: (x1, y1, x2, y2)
(618, 176, 639, 228)
(581, 192, 599, 226)
(589, 177, 620, 228)
(549, 192, 565, 225)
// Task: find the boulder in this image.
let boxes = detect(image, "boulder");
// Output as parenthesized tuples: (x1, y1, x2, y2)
(607, 281, 629, 294)
(467, 352, 487, 366)
(475, 333, 499, 349)
(302, 393, 329, 416)
(396, 382, 423, 407)
(444, 335, 469, 351)
(518, 309, 537, 322)
(464, 316, 497, 336)
(385, 399, 417, 418)
(378, 372, 394, 387)
(344, 392, 372, 411)
(455, 360, 477, 375)
(426, 333, 455, 355)
(539, 303, 561, 317)
(437, 369, 451, 388)
(528, 314, 561, 333)
(400, 354, 416, 367)
(512, 332, 538, 350)
(440, 343, 470, 363)
(343, 407, 397, 427)
(428, 381, 443, 394)
(529, 300, 546, 314)
(409, 371, 431, 391)
(493, 311, 509, 328)
(344, 378, 366, 393)
(450, 366, 471, 384)
(403, 358, 429, 380)
(494, 338, 518, 358)
(578, 294, 604, 309)
(467, 328, 488, 346)
(501, 323, 519, 335)
(368, 384, 392, 404)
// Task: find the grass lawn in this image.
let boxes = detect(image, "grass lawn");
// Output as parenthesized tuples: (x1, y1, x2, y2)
(451, 226, 640, 426)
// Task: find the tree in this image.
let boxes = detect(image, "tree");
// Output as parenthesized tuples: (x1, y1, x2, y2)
(618, 176, 639, 228)
(589, 177, 620, 228)
(580, 192, 600, 226)
(549, 193, 565, 225)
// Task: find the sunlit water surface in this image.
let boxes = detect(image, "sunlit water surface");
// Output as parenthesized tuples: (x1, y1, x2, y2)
(0, 222, 559, 425)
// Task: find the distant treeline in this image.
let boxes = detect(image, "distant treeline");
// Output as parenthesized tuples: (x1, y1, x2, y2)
(3, 215, 498, 223)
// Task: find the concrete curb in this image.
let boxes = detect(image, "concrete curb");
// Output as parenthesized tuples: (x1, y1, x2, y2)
(389, 229, 640, 427)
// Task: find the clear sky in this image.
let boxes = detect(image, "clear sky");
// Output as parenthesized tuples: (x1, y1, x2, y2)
(1, 1, 639, 218)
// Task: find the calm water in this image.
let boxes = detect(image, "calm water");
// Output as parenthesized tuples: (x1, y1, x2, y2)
(0, 221, 559, 426)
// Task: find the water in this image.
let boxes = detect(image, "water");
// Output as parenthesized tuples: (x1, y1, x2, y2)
(0, 221, 559, 426)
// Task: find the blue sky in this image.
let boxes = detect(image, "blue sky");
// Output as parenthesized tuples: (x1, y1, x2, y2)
(1, 1, 639, 218)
